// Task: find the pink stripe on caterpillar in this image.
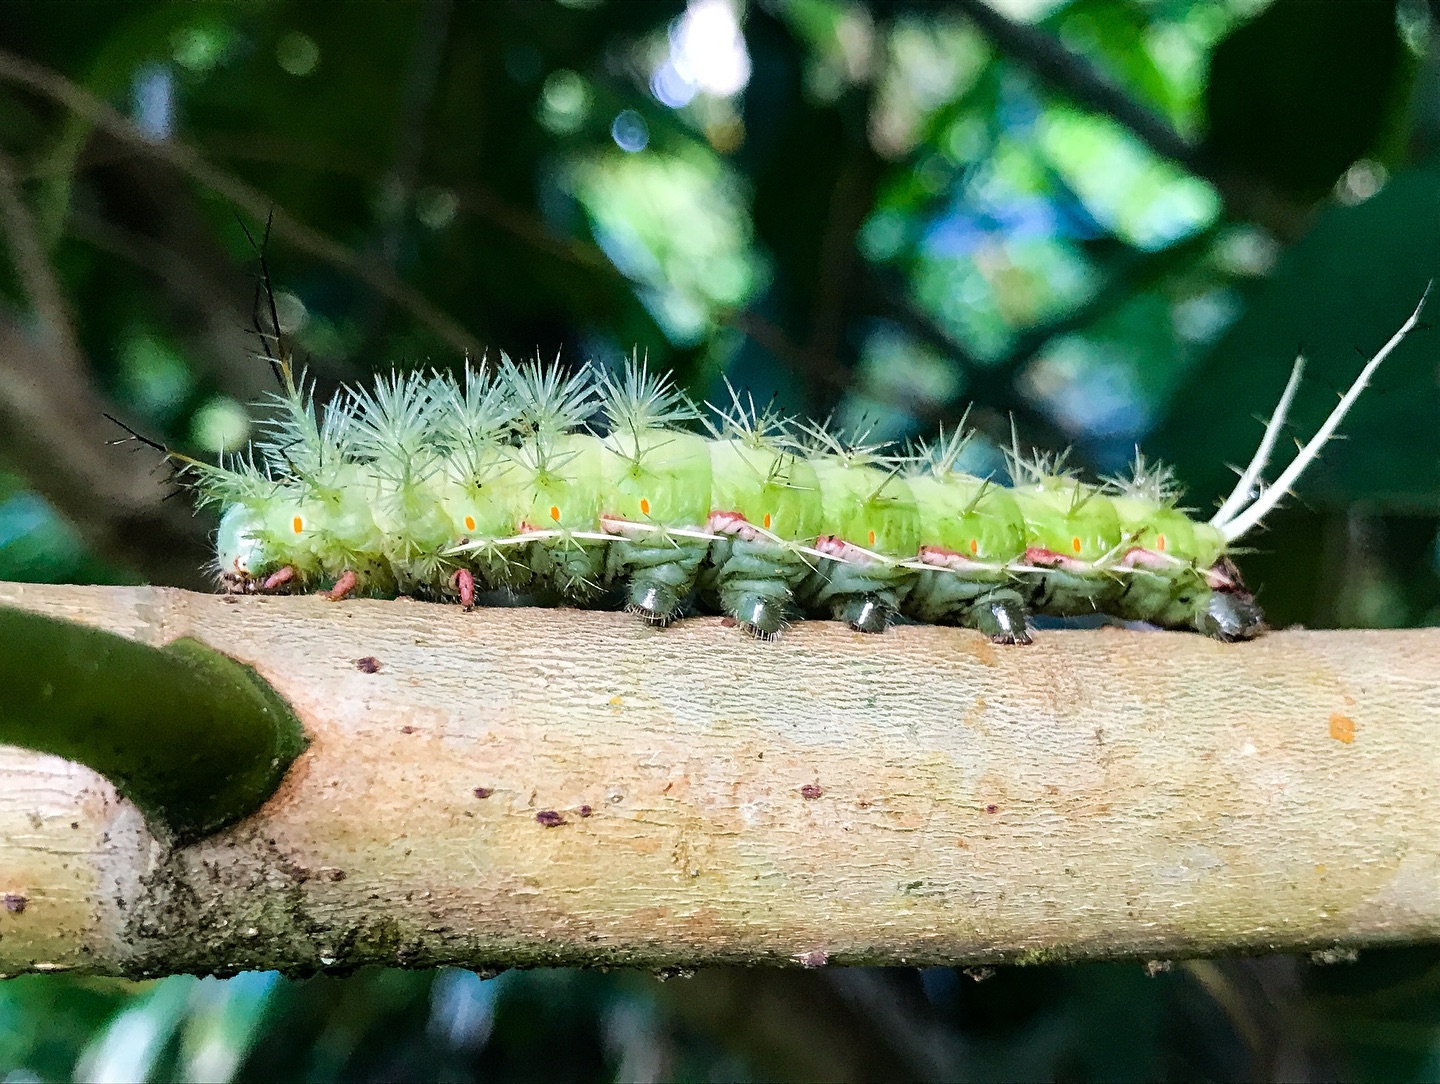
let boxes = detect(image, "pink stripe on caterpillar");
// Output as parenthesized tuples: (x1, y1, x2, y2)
(707, 511, 762, 542)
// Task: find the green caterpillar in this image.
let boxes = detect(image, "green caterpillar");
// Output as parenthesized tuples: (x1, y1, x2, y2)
(179, 293, 1426, 645)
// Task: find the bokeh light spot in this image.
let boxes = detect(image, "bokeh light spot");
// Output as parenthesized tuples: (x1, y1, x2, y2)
(612, 110, 650, 153)
(276, 31, 320, 77)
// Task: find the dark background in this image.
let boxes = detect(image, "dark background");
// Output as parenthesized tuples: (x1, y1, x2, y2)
(2, 0, 1439, 1080)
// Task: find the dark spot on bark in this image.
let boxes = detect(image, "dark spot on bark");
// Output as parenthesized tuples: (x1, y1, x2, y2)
(985, 804, 999, 814)
(720, 616, 737, 628)
(4, 894, 27, 914)
(70, 822, 78, 830)
(800, 784, 823, 800)
(473, 787, 493, 799)
(400, 725, 416, 734)
(857, 799, 871, 809)
(536, 810, 565, 827)
(222, 596, 239, 604)
(356, 656, 381, 673)
(577, 805, 593, 817)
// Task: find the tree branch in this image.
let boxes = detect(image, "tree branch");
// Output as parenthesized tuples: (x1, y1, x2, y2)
(1, 582, 1438, 978)
(0, 605, 305, 840)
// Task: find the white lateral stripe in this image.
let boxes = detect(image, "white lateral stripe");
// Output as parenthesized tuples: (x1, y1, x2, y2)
(601, 518, 722, 542)
(1209, 354, 1306, 527)
(1220, 285, 1430, 542)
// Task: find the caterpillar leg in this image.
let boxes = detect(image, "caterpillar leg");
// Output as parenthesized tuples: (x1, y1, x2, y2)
(725, 590, 790, 640)
(799, 559, 912, 635)
(1194, 590, 1266, 642)
(452, 568, 475, 611)
(325, 569, 359, 602)
(1141, 560, 1266, 642)
(972, 590, 1032, 646)
(836, 594, 894, 634)
(701, 536, 808, 640)
(628, 582, 679, 626)
(531, 540, 607, 605)
(261, 565, 297, 592)
(611, 537, 710, 628)
(903, 574, 1033, 646)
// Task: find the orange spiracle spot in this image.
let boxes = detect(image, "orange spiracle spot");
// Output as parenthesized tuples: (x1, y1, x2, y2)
(763, 513, 772, 529)
(969, 538, 979, 555)
(292, 516, 304, 534)
(868, 529, 877, 546)
(549, 505, 561, 523)
(1071, 536, 1083, 554)
(639, 498, 651, 516)
(464, 516, 476, 532)
(1155, 533, 1167, 552)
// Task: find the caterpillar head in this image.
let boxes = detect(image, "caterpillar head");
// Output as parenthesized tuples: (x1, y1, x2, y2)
(1196, 557, 1266, 641)
(215, 504, 273, 591)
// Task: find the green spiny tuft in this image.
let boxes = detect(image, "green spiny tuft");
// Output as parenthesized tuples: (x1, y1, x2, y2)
(1106, 449, 1184, 506)
(600, 356, 697, 435)
(794, 418, 911, 472)
(703, 379, 793, 450)
(910, 412, 976, 478)
(504, 355, 598, 440)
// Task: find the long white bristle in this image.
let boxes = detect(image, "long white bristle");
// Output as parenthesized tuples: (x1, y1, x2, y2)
(1218, 285, 1430, 543)
(1209, 354, 1306, 528)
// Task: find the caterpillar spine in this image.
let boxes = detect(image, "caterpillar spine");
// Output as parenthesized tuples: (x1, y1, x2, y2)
(186, 289, 1428, 644)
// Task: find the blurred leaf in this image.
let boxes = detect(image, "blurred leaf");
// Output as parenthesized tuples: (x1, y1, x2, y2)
(0, 974, 136, 1081)
(1048, 0, 1180, 124)
(1203, 0, 1409, 202)
(1153, 165, 1440, 513)
(1307, 947, 1440, 1082)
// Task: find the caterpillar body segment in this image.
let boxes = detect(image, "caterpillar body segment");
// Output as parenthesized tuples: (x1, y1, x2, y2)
(201, 293, 1426, 642)
(695, 412, 822, 637)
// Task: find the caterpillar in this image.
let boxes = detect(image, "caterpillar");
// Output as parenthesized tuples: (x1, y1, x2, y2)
(167, 290, 1427, 645)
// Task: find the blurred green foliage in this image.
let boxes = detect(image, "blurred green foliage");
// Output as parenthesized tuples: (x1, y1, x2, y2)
(2, 0, 1440, 1079)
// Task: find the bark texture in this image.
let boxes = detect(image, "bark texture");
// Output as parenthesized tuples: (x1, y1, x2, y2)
(1, 581, 1438, 978)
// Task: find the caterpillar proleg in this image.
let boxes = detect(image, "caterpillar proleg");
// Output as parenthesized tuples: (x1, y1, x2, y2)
(178, 289, 1428, 645)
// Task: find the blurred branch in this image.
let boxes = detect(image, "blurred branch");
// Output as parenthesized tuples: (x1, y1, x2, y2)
(378, 0, 453, 267)
(455, 184, 620, 276)
(808, 126, 886, 375)
(0, 46, 482, 357)
(0, 147, 84, 367)
(4, 583, 1440, 978)
(953, 0, 1309, 239)
(957, 0, 1195, 165)
(659, 969, 927, 1082)
(856, 221, 1220, 459)
(66, 142, 309, 398)
(175, 135, 625, 283)
(363, 0, 454, 349)
(0, 148, 210, 586)
(1183, 957, 1334, 1081)
(826, 970, 968, 1081)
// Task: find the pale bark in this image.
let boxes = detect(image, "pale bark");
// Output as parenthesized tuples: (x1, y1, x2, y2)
(1, 580, 1438, 978)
